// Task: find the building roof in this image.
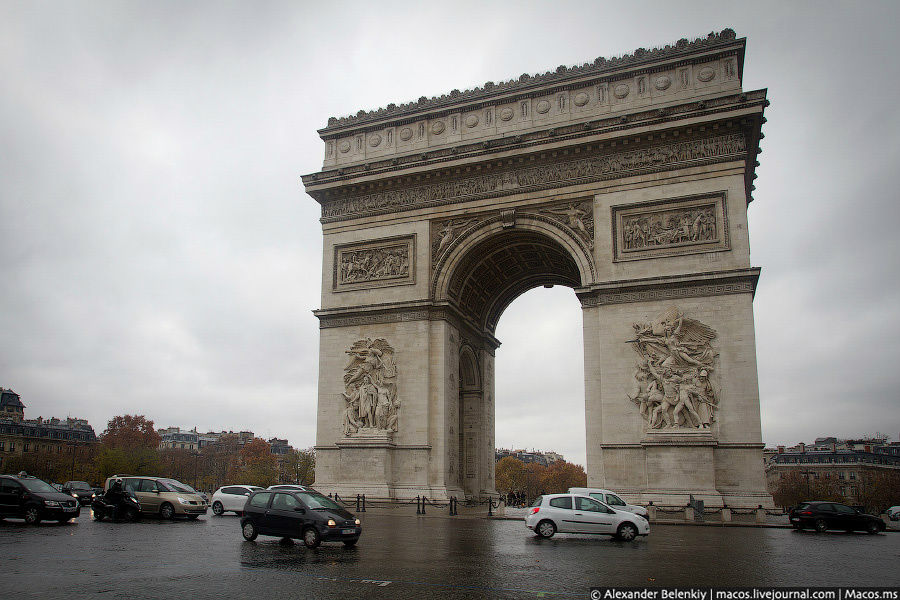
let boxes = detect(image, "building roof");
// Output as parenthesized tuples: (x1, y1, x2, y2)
(0, 388, 25, 409)
(322, 28, 741, 132)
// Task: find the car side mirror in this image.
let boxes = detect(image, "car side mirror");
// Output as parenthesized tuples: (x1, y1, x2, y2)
(294, 507, 306, 514)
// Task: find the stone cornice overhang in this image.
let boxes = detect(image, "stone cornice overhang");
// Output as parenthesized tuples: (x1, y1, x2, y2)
(313, 300, 502, 351)
(318, 32, 746, 136)
(303, 91, 768, 223)
(576, 267, 761, 307)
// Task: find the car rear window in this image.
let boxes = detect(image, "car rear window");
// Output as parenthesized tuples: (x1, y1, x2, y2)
(549, 496, 573, 510)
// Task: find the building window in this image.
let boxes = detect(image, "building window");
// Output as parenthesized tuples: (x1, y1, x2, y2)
(839, 472, 845, 480)
(0, 441, 4, 451)
(849, 472, 856, 480)
(9, 443, 15, 452)
(23, 443, 29, 452)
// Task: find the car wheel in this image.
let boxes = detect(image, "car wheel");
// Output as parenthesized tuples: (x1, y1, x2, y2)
(536, 520, 556, 539)
(212, 501, 224, 516)
(160, 503, 176, 520)
(617, 522, 638, 542)
(814, 519, 828, 533)
(866, 521, 881, 535)
(242, 521, 258, 541)
(23, 506, 41, 525)
(302, 527, 321, 548)
(343, 539, 358, 547)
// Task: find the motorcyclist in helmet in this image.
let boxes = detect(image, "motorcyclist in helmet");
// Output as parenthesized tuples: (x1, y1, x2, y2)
(104, 479, 125, 519)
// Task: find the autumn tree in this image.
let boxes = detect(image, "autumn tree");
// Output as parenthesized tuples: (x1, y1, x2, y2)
(541, 460, 587, 494)
(495, 456, 527, 496)
(239, 438, 277, 487)
(771, 471, 844, 509)
(101, 415, 161, 450)
(280, 447, 315, 485)
(854, 470, 900, 514)
(199, 435, 242, 491)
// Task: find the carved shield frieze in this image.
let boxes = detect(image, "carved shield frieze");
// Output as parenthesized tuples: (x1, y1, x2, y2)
(612, 192, 729, 261)
(333, 235, 414, 292)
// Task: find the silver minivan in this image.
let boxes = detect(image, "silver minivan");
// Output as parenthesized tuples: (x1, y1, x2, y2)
(567, 487, 649, 519)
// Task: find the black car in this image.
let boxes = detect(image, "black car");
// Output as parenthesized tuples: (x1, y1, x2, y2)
(789, 501, 885, 534)
(0, 474, 81, 524)
(240, 489, 361, 548)
(62, 481, 96, 505)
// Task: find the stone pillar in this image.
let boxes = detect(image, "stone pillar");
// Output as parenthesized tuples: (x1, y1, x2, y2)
(721, 507, 732, 522)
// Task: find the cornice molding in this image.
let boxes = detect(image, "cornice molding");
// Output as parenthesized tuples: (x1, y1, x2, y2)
(577, 268, 760, 307)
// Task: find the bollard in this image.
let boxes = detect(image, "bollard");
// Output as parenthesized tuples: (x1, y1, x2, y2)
(684, 506, 693, 521)
(361, 494, 366, 512)
(647, 505, 657, 521)
(487, 499, 493, 516)
(755, 505, 766, 523)
(721, 507, 732, 523)
(356, 494, 361, 512)
(421, 496, 426, 514)
(416, 495, 421, 515)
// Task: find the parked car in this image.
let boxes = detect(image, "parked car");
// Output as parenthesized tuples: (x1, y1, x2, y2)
(266, 484, 310, 492)
(62, 481, 96, 505)
(211, 485, 264, 515)
(567, 487, 650, 520)
(240, 489, 361, 548)
(0, 474, 81, 524)
(789, 501, 885, 534)
(887, 506, 900, 521)
(104, 476, 208, 520)
(525, 493, 649, 541)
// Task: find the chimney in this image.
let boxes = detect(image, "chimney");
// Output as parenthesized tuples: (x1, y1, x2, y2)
(798, 442, 806, 453)
(777, 445, 785, 454)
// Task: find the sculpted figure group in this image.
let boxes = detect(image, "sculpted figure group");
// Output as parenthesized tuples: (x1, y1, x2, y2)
(339, 246, 409, 284)
(623, 206, 717, 251)
(341, 338, 400, 436)
(626, 307, 720, 430)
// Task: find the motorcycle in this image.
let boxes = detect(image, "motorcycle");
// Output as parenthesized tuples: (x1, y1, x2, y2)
(92, 491, 141, 522)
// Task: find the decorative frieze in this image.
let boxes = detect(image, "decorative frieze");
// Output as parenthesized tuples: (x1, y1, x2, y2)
(333, 235, 415, 292)
(580, 280, 754, 308)
(321, 133, 746, 221)
(612, 192, 729, 261)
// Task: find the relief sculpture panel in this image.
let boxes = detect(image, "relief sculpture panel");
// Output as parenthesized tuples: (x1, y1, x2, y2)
(334, 235, 414, 291)
(612, 193, 728, 261)
(341, 338, 400, 437)
(626, 307, 720, 431)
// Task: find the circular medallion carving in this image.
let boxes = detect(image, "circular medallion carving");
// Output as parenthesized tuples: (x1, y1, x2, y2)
(499, 107, 514, 121)
(430, 120, 445, 135)
(698, 67, 716, 82)
(614, 84, 630, 99)
(339, 141, 351, 153)
(654, 75, 672, 91)
(368, 134, 382, 147)
(399, 127, 413, 141)
(535, 100, 551, 114)
(465, 115, 479, 128)
(573, 92, 589, 107)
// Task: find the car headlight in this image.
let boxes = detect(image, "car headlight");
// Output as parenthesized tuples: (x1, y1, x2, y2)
(355, 518, 361, 526)
(177, 497, 190, 505)
(327, 519, 336, 528)
(71, 492, 79, 498)
(44, 500, 60, 507)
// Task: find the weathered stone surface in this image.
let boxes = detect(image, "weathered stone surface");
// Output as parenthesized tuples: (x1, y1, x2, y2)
(303, 30, 772, 507)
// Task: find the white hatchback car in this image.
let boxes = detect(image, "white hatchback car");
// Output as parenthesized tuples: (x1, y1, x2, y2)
(525, 493, 650, 541)
(887, 506, 900, 521)
(211, 485, 264, 516)
(567, 487, 650, 520)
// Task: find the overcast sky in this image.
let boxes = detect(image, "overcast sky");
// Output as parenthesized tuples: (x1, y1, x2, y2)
(2, 1, 898, 467)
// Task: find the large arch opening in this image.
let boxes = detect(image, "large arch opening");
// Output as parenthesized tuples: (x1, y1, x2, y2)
(443, 227, 588, 498)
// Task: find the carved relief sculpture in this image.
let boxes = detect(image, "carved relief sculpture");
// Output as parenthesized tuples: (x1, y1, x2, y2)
(342, 338, 400, 437)
(538, 201, 594, 249)
(334, 236, 415, 291)
(626, 307, 720, 430)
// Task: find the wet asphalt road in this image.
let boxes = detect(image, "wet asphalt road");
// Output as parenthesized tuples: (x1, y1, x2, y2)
(1, 510, 898, 599)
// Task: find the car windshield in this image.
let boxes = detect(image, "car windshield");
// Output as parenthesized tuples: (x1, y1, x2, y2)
(69, 482, 91, 490)
(296, 492, 342, 510)
(159, 479, 197, 494)
(20, 478, 59, 494)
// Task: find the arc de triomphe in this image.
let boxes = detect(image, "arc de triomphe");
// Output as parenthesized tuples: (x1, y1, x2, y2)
(302, 29, 773, 508)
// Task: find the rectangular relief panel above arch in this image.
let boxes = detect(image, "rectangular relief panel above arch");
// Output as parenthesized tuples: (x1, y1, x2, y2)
(611, 192, 729, 262)
(333, 235, 416, 292)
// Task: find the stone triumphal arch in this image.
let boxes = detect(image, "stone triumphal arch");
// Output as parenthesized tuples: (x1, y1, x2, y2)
(302, 30, 772, 507)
